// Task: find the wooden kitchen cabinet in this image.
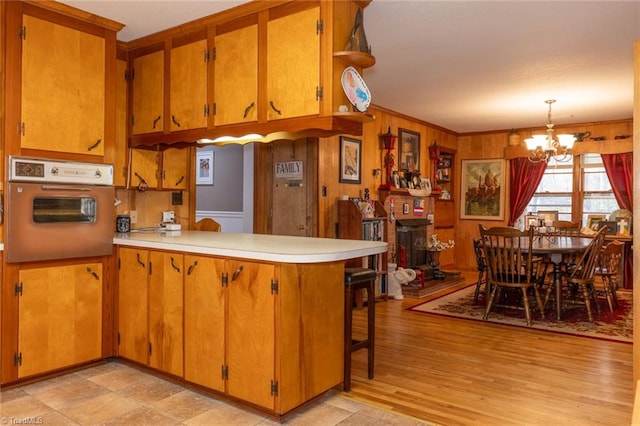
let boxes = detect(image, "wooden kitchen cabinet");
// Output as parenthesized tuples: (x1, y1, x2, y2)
(131, 49, 164, 135)
(129, 147, 188, 190)
(226, 259, 276, 408)
(266, 5, 320, 121)
(17, 263, 103, 378)
(117, 248, 184, 377)
(20, 15, 105, 156)
(170, 38, 208, 131)
(117, 248, 149, 365)
(214, 21, 259, 126)
(130, 149, 159, 189)
(147, 251, 184, 376)
(183, 255, 274, 406)
(184, 255, 226, 391)
(162, 148, 189, 190)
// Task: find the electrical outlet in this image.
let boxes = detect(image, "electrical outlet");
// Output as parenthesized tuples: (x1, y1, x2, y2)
(172, 191, 183, 205)
(162, 210, 175, 223)
(130, 210, 138, 224)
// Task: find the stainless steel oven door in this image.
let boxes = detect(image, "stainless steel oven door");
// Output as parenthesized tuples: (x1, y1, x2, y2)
(6, 182, 114, 263)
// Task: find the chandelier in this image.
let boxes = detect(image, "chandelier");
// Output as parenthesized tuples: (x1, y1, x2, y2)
(525, 99, 575, 163)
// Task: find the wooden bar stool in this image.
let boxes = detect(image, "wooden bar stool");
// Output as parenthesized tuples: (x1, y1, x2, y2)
(344, 267, 376, 391)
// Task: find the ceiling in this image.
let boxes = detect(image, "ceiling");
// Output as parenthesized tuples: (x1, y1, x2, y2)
(61, 0, 640, 134)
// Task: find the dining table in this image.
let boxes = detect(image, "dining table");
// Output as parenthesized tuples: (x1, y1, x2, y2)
(526, 235, 593, 320)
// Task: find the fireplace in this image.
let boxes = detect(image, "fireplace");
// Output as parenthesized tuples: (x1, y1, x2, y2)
(396, 219, 431, 269)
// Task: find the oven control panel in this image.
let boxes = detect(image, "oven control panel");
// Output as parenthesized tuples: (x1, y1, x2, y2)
(9, 156, 113, 185)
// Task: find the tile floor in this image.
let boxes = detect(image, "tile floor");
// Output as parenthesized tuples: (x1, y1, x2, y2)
(0, 361, 430, 425)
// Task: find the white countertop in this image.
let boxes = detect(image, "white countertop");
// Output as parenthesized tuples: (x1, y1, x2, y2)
(114, 231, 387, 263)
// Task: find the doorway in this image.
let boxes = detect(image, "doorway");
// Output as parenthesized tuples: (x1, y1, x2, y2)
(265, 138, 318, 237)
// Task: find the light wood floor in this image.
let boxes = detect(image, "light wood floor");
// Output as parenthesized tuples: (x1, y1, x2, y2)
(346, 271, 634, 425)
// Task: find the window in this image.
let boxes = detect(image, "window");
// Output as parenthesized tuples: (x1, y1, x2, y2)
(523, 153, 619, 227)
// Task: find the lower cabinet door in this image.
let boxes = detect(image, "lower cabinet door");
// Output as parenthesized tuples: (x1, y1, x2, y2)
(148, 251, 184, 377)
(118, 248, 149, 365)
(18, 263, 103, 378)
(226, 260, 276, 409)
(184, 255, 226, 390)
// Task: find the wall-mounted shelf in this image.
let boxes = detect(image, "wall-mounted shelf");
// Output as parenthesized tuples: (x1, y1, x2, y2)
(333, 51, 376, 68)
(333, 111, 376, 123)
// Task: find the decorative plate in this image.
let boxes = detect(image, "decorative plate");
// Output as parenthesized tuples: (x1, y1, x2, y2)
(341, 66, 371, 112)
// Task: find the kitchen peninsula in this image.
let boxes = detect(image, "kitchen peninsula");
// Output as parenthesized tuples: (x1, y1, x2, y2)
(114, 231, 386, 417)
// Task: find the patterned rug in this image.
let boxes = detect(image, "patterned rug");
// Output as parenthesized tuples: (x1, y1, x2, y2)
(409, 285, 632, 343)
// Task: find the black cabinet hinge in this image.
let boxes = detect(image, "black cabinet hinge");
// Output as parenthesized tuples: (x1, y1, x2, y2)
(212, 47, 217, 61)
(270, 380, 279, 396)
(204, 49, 210, 62)
(148, 343, 152, 356)
(18, 25, 26, 40)
(271, 279, 279, 295)
(213, 103, 217, 116)
(221, 272, 228, 287)
(316, 20, 323, 35)
(204, 104, 209, 117)
(316, 86, 323, 101)
(221, 365, 228, 380)
(17, 122, 25, 136)
(14, 352, 22, 367)
(14, 282, 23, 296)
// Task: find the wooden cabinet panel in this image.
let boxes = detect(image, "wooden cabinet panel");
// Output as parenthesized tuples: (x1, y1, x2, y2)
(170, 39, 207, 131)
(184, 255, 226, 391)
(117, 248, 149, 365)
(266, 7, 320, 120)
(148, 251, 184, 376)
(131, 50, 164, 135)
(214, 24, 258, 125)
(114, 58, 129, 187)
(18, 263, 103, 378)
(227, 260, 276, 409)
(21, 15, 105, 155)
(162, 148, 188, 190)
(130, 149, 159, 189)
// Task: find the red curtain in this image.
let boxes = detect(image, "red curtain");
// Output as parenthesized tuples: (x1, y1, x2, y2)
(601, 152, 633, 288)
(508, 157, 547, 226)
(601, 153, 633, 210)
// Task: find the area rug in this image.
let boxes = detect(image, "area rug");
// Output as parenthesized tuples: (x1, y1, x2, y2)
(409, 285, 632, 343)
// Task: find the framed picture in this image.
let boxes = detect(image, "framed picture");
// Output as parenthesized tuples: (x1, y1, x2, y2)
(615, 216, 632, 236)
(398, 128, 420, 172)
(420, 177, 432, 191)
(586, 214, 607, 232)
(524, 215, 538, 230)
(196, 151, 214, 185)
(537, 210, 559, 225)
(339, 136, 361, 184)
(460, 158, 505, 220)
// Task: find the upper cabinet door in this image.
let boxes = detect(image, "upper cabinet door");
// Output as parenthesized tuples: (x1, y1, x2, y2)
(21, 15, 105, 155)
(170, 39, 208, 131)
(131, 50, 164, 135)
(266, 6, 320, 121)
(214, 23, 258, 126)
(162, 148, 189, 190)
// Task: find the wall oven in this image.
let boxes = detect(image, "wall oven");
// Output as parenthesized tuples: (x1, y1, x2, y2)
(6, 156, 115, 263)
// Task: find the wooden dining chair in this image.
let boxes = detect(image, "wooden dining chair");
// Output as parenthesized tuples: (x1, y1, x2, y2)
(194, 218, 222, 232)
(479, 225, 543, 326)
(472, 238, 488, 304)
(595, 240, 624, 312)
(552, 220, 582, 236)
(545, 225, 607, 321)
